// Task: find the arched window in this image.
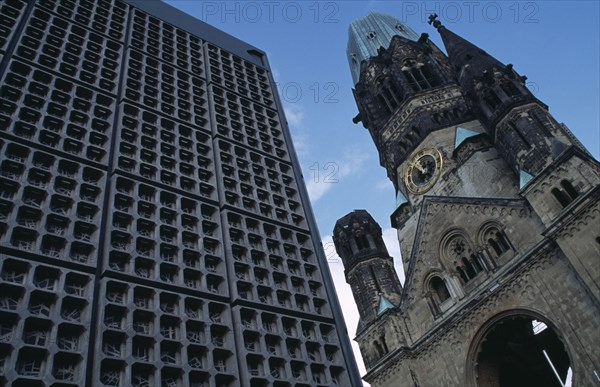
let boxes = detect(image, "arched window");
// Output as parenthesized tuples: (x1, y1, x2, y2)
(398, 141, 406, 154)
(507, 121, 531, 149)
(401, 59, 440, 92)
(561, 180, 579, 201)
(380, 335, 389, 354)
(376, 77, 402, 117)
(462, 257, 476, 279)
(457, 255, 483, 283)
(470, 254, 483, 272)
(482, 224, 511, 258)
(528, 109, 553, 137)
(430, 276, 450, 303)
(443, 233, 479, 283)
(378, 95, 391, 116)
(382, 88, 400, 110)
(551, 180, 578, 208)
(390, 82, 403, 102)
(374, 340, 384, 357)
(496, 232, 510, 253)
(410, 126, 421, 140)
(452, 108, 462, 119)
(488, 237, 502, 256)
(552, 188, 571, 208)
(456, 266, 469, 283)
(484, 90, 502, 110)
(355, 234, 370, 250)
(500, 81, 520, 98)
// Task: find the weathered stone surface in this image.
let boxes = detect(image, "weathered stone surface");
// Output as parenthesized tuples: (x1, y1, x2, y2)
(340, 13, 600, 387)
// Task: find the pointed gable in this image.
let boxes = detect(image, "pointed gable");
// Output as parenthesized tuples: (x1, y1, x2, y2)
(400, 196, 532, 308)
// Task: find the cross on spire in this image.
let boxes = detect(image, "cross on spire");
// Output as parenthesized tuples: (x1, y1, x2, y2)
(428, 13, 443, 29)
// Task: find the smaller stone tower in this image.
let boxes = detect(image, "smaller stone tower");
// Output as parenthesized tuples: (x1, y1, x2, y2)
(333, 210, 402, 327)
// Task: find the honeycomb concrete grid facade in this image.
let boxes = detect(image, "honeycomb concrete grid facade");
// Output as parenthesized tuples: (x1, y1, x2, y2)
(0, 1, 361, 386)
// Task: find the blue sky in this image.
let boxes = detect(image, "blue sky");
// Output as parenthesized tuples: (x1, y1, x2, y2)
(167, 0, 598, 378)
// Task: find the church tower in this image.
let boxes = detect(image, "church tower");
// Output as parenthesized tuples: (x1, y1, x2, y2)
(332, 210, 404, 369)
(336, 13, 600, 387)
(333, 210, 402, 325)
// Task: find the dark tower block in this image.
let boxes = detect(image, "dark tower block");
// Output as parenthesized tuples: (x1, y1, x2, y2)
(0, 1, 361, 386)
(339, 12, 600, 387)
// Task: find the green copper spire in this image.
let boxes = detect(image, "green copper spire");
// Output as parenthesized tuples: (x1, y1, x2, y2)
(347, 13, 419, 85)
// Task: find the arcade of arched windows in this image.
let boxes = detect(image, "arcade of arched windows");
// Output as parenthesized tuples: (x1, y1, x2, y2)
(333, 230, 376, 258)
(397, 126, 421, 156)
(431, 107, 465, 125)
(372, 74, 404, 121)
(360, 57, 446, 126)
(499, 80, 521, 98)
(478, 222, 513, 261)
(355, 233, 371, 251)
(427, 224, 514, 316)
(400, 58, 441, 92)
(373, 334, 390, 358)
(483, 89, 502, 112)
(445, 235, 485, 284)
(363, 331, 391, 367)
(480, 79, 527, 114)
(551, 179, 579, 208)
(482, 227, 511, 258)
(340, 232, 373, 256)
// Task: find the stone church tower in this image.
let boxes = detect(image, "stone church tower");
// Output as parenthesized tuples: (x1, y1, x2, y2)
(334, 13, 600, 387)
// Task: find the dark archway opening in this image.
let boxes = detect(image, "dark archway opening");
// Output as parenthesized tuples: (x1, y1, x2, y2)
(476, 315, 572, 387)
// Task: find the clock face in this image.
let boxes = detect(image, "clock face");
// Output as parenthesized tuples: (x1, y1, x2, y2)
(404, 147, 443, 194)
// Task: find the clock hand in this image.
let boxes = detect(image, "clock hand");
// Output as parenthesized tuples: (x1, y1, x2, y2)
(415, 160, 426, 174)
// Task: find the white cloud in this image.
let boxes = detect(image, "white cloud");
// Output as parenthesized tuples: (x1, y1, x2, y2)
(283, 103, 304, 128)
(383, 227, 405, 284)
(271, 67, 281, 83)
(375, 178, 393, 191)
(306, 146, 370, 203)
(291, 134, 309, 159)
(306, 178, 333, 203)
(337, 146, 369, 178)
(322, 229, 404, 386)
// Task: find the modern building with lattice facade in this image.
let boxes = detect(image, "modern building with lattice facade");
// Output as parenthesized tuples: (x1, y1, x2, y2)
(0, 1, 361, 386)
(334, 12, 600, 387)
